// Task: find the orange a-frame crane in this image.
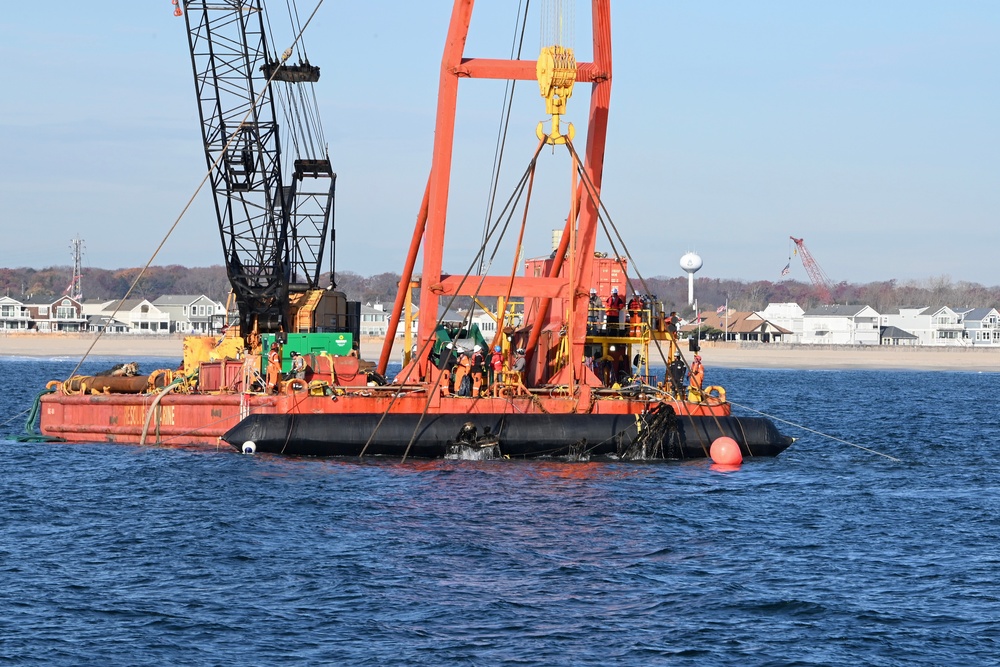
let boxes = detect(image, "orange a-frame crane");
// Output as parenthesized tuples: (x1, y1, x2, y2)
(377, 0, 613, 387)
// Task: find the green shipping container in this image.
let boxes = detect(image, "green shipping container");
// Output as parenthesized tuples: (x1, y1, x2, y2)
(262, 332, 355, 372)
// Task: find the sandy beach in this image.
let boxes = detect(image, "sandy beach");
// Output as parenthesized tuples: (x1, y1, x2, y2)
(1, 333, 997, 372)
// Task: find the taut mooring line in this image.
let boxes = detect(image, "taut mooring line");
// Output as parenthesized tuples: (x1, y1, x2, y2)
(727, 400, 902, 462)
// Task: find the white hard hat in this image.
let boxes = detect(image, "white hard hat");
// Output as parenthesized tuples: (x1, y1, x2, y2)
(474, 345, 482, 352)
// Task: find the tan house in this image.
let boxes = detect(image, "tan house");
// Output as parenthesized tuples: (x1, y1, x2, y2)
(681, 310, 792, 343)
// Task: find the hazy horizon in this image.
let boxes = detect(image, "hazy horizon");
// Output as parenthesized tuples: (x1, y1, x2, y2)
(2, 2, 997, 285)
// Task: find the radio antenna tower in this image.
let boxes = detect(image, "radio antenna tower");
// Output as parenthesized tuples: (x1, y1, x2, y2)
(68, 236, 85, 301)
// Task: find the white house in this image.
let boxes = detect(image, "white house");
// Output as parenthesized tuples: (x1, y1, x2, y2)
(801, 305, 881, 345)
(91, 298, 171, 334)
(956, 307, 1000, 345)
(360, 301, 419, 338)
(0, 296, 31, 330)
(759, 303, 805, 343)
(880, 306, 965, 346)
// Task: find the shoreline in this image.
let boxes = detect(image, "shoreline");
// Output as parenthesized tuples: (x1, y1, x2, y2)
(1, 333, 998, 372)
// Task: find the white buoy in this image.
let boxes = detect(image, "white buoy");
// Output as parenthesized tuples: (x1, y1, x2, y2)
(242, 441, 257, 455)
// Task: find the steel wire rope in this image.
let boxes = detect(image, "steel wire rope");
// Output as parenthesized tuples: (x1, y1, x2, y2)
(563, 138, 719, 456)
(359, 147, 545, 461)
(399, 142, 546, 462)
(56, 0, 326, 386)
(264, 0, 324, 163)
(572, 138, 831, 459)
(725, 399, 901, 462)
(2, 407, 31, 429)
(478, 0, 531, 276)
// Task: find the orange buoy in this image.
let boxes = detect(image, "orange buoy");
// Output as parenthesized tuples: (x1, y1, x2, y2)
(710, 436, 743, 465)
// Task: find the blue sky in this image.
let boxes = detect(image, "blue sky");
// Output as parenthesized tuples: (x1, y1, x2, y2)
(1, 1, 997, 286)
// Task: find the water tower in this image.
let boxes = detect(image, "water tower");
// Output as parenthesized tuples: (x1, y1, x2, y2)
(680, 252, 702, 306)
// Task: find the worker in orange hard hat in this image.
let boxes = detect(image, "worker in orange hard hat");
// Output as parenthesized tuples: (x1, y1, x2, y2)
(627, 292, 644, 337)
(605, 287, 625, 336)
(266, 342, 282, 394)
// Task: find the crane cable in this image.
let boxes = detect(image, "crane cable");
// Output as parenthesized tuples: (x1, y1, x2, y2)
(358, 147, 545, 461)
(478, 0, 532, 276)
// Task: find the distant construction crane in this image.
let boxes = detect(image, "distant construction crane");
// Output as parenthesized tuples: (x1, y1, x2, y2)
(789, 236, 833, 303)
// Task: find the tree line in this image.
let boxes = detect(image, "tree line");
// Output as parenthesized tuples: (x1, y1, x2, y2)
(2, 265, 997, 312)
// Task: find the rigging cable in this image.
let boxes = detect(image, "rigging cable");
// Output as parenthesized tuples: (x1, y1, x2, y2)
(478, 0, 531, 276)
(359, 146, 545, 461)
(726, 399, 902, 462)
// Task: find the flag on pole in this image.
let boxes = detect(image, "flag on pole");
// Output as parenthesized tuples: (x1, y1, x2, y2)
(780, 262, 791, 277)
(716, 305, 727, 314)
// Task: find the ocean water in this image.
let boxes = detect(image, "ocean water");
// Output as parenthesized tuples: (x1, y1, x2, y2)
(1, 356, 999, 666)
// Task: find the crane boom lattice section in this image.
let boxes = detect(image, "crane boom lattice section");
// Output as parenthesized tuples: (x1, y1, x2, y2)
(183, 0, 335, 336)
(790, 236, 833, 304)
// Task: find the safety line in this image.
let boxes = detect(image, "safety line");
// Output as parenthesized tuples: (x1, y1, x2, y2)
(727, 399, 902, 462)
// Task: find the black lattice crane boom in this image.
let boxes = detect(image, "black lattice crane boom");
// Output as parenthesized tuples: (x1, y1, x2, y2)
(182, 0, 348, 339)
(789, 236, 834, 304)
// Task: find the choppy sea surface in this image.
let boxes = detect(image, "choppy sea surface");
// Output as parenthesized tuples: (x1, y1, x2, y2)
(1, 355, 999, 666)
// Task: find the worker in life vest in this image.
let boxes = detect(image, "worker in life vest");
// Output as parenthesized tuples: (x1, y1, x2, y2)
(689, 354, 705, 391)
(605, 287, 625, 336)
(666, 311, 680, 336)
(588, 288, 603, 333)
(454, 349, 472, 397)
(437, 342, 456, 396)
(511, 347, 527, 384)
(288, 351, 306, 380)
(266, 342, 282, 394)
(489, 345, 504, 390)
(470, 345, 485, 396)
(627, 292, 644, 337)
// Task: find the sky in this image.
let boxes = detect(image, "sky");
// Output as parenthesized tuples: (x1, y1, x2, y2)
(1, 1, 997, 287)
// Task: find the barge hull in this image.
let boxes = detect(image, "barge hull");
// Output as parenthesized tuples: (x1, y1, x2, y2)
(222, 412, 793, 459)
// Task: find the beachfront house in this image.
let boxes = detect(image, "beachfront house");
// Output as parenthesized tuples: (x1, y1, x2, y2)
(955, 307, 1000, 346)
(880, 306, 964, 346)
(20, 295, 89, 333)
(681, 310, 792, 343)
(759, 303, 805, 342)
(801, 305, 881, 345)
(879, 325, 919, 346)
(360, 301, 420, 338)
(0, 296, 31, 330)
(83, 298, 170, 334)
(153, 294, 226, 334)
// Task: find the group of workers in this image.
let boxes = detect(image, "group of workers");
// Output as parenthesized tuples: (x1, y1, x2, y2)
(435, 343, 525, 397)
(587, 287, 659, 337)
(265, 343, 308, 394)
